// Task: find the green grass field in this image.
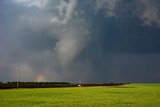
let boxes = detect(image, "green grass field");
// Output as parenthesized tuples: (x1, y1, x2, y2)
(0, 84, 160, 107)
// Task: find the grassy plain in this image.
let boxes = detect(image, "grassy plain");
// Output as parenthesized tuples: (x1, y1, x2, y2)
(0, 84, 160, 107)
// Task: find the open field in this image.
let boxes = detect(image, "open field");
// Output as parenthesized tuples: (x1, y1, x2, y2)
(0, 84, 160, 107)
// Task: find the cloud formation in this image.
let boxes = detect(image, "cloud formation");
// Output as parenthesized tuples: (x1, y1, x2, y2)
(0, 0, 160, 83)
(0, 0, 90, 82)
(95, 0, 160, 27)
(95, 0, 121, 17)
(136, 0, 160, 27)
(50, 0, 77, 25)
(12, 0, 48, 9)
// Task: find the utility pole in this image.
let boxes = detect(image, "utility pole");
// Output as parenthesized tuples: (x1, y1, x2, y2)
(17, 67, 20, 89)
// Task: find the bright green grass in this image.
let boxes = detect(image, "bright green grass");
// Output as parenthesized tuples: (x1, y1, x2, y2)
(0, 84, 160, 107)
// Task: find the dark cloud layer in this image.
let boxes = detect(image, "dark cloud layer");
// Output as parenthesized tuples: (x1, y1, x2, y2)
(0, 0, 160, 83)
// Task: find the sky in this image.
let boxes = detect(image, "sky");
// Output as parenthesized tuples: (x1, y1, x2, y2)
(0, 0, 160, 83)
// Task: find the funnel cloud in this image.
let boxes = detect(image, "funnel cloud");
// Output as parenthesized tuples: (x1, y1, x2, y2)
(0, 0, 160, 83)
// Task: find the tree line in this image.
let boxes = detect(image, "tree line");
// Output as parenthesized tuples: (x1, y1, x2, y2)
(0, 82, 127, 89)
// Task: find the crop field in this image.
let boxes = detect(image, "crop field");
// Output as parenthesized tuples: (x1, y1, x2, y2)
(0, 84, 160, 107)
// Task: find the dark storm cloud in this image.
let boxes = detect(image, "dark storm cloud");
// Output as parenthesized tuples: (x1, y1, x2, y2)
(0, 0, 90, 82)
(0, 0, 160, 83)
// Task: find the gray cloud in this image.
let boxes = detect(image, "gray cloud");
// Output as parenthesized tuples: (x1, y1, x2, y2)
(0, 0, 160, 83)
(135, 0, 160, 27)
(0, 0, 90, 82)
(95, 0, 121, 17)
(95, 0, 160, 27)
(50, 0, 77, 25)
(12, 0, 49, 9)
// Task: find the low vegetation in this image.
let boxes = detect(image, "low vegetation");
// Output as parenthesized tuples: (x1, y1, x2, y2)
(0, 84, 160, 107)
